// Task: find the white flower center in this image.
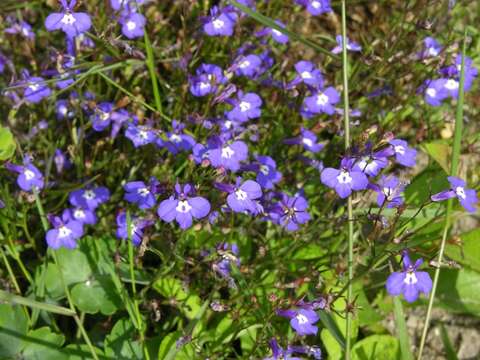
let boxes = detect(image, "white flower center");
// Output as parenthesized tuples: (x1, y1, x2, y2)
(59, 106, 68, 115)
(382, 187, 394, 198)
(394, 145, 405, 155)
(199, 82, 210, 90)
(272, 29, 282, 37)
(139, 130, 148, 139)
(24, 169, 35, 180)
(176, 200, 192, 213)
(22, 28, 30, 36)
(235, 189, 248, 201)
(428, 47, 439, 56)
(61, 13, 76, 25)
(311, 1, 321, 9)
(260, 165, 269, 175)
(58, 226, 72, 238)
(100, 111, 110, 121)
(316, 93, 329, 106)
(426, 88, 437, 98)
(296, 313, 309, 324)
(83, 190, 96, 200)
(169, 134, 182, 143)
(126, 21, 136, 31)
(301, 71, 312, 79)
(212, 18, 225, 29)
(336, 170, 352, 184)
(455, 186, 466, 199)
(404, 271, 418, 285)
(74, 209, 85, 219)
(239, 60, 250, 69)
(28, 83, 40, 92)
(224, 120, 232, 129)
(302, 137, 313, 147)
(221, 146, 235, 159)
(137, 187, 150, 197)
(444, 79, 459, 90)
(239, 101, 251, 112)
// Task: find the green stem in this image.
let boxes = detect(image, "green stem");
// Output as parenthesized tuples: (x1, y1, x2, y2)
(144, 30, 163, 114)
(341, 1, 354, 359)
(416, 32, 467, 360)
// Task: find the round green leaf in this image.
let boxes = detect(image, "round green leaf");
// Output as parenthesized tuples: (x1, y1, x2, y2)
(104, 319, 142, 359)
(21, 327, 66, 360)
(71, 275, 122, 315)
(0, 126, 16, 161)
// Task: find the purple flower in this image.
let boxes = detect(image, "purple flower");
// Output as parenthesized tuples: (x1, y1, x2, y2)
(56, 99, 74, 120)
(303, 87, 340, 115)
(431, 176, 477, 213)
(217, 179, 262, 214)
(439, 55, 478, 97)
(5, 20, 35, 40)
(124, 178, 159, 209)
(226, 92, 262, 123)
(284, 128, 324, 153)
(208, 140, 249, 172)
(419, 37, 442, 58)
(69, 186, 110, 210)
(353, 147, 389, 177)
(267, 20, 289, 44)
(321, 158, 369, 198)
(297, 0, 332, 16)
(213, 243, 240, 278)
(233, 54, 262, 78)
(54, 148, 72, 174)
(23, 76, 51, 104)
(5, 161, 44, 192)
(110, 0, 145, 11)
(157, 184, 210, 229)
(291, 61, 324, 88)
(389, 139, 417, 167)
(90, 102, 115, 131)
(369, 176, 405, 208)
(45, 0, 92, 38)
(125, 124, 157, 147)
(265, 339, 322, 360)
(331, 35, 362, 54)
(254, 155, 282, 189)
(203, 6, 238, 37)
(46, 213, 84, 249)
(65, 206, 97, 225)
(116, 211, 152, 246)
(189, 63, 227, 97)
(277, 307, 319, 336)
(386, 251, 432, 303)
(270, 193, 310, 231)
(424, 79, 449, 106)
(160, 120, 196, 155)
(120, 12, 146, 39)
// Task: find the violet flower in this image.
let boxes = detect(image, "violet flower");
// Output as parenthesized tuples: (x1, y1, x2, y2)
(303, 87, 340, 115)
(321, 157, 369, 198)
(290, 60, 324, 88)
(331, 35, 362, 54)
(213, 243, 240, 278)
(116, 211, 152, 246)
(54, 149, 72, 174)
(226, 92, 262, 123)
(284, 127, 324, 153)
(254, 155, 282, 189)
(189, 63, 227, 97)
(46, 213, 84, 249)
(120, 12, 146, 39)
(160, 120, 196, 155)
(203, 6, 238, 37)
(124, 177, 159, 209)
(419, 37, 442, 58)
(369, 175, 405, 208)
(65, 206, 97, 225)
(297, 0, 332, 16)
(208, 139, 249, 172)
(157, 183, 210, 229)
(386, 251, 432, 303)
(22, 73, 51, 104)
(277, 306, 319, 336)
(424, 79, 449, 106)
(69, 186, 110, 210)
(269, 193, 310, 231)
(5, 161, 44, 192)
(125, 124, 157, 147)
(45, 0, 92, 38)
(431, 176, 477, 213)
(5, 20, 35, 40)
(388, 139, 417, 167)
(233, 54, 262, 78)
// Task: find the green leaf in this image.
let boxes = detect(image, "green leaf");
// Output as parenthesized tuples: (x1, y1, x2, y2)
(437, 268, 480, 316)
(153, 277, 202, 319)
(321, 328, 343, 360)
(351, 335, 401, 360)
(393, 297, 414, 360)
(405, 166, 448, 206)
(293, 243, 325, 260)
(0, 304, 28, 358)
(21, 327, 66, 360)
(158, 331, 195, 360)
(421, 141, 451, 174)
(0, 126, 16, 161)
(63, 343, 105, 360)
(104, 318, 142, 359)
(445, 228, 480, 272)
(71, 275, 122, 315)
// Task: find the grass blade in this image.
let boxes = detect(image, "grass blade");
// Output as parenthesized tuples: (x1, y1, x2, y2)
(229, 0, 338, 59)
(417, 32, 468, 360)
(0, 289, 76, 317)
(393, 297, 414, 360)
(439, 324, 459, 360)
(144, 30, 163, 114)
(318, 311, 346, 349)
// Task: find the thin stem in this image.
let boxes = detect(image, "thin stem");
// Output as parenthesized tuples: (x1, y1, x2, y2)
(144, 30, 163, 114)
(417, 33, 467, 360)
(341, 1, 354, 359)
